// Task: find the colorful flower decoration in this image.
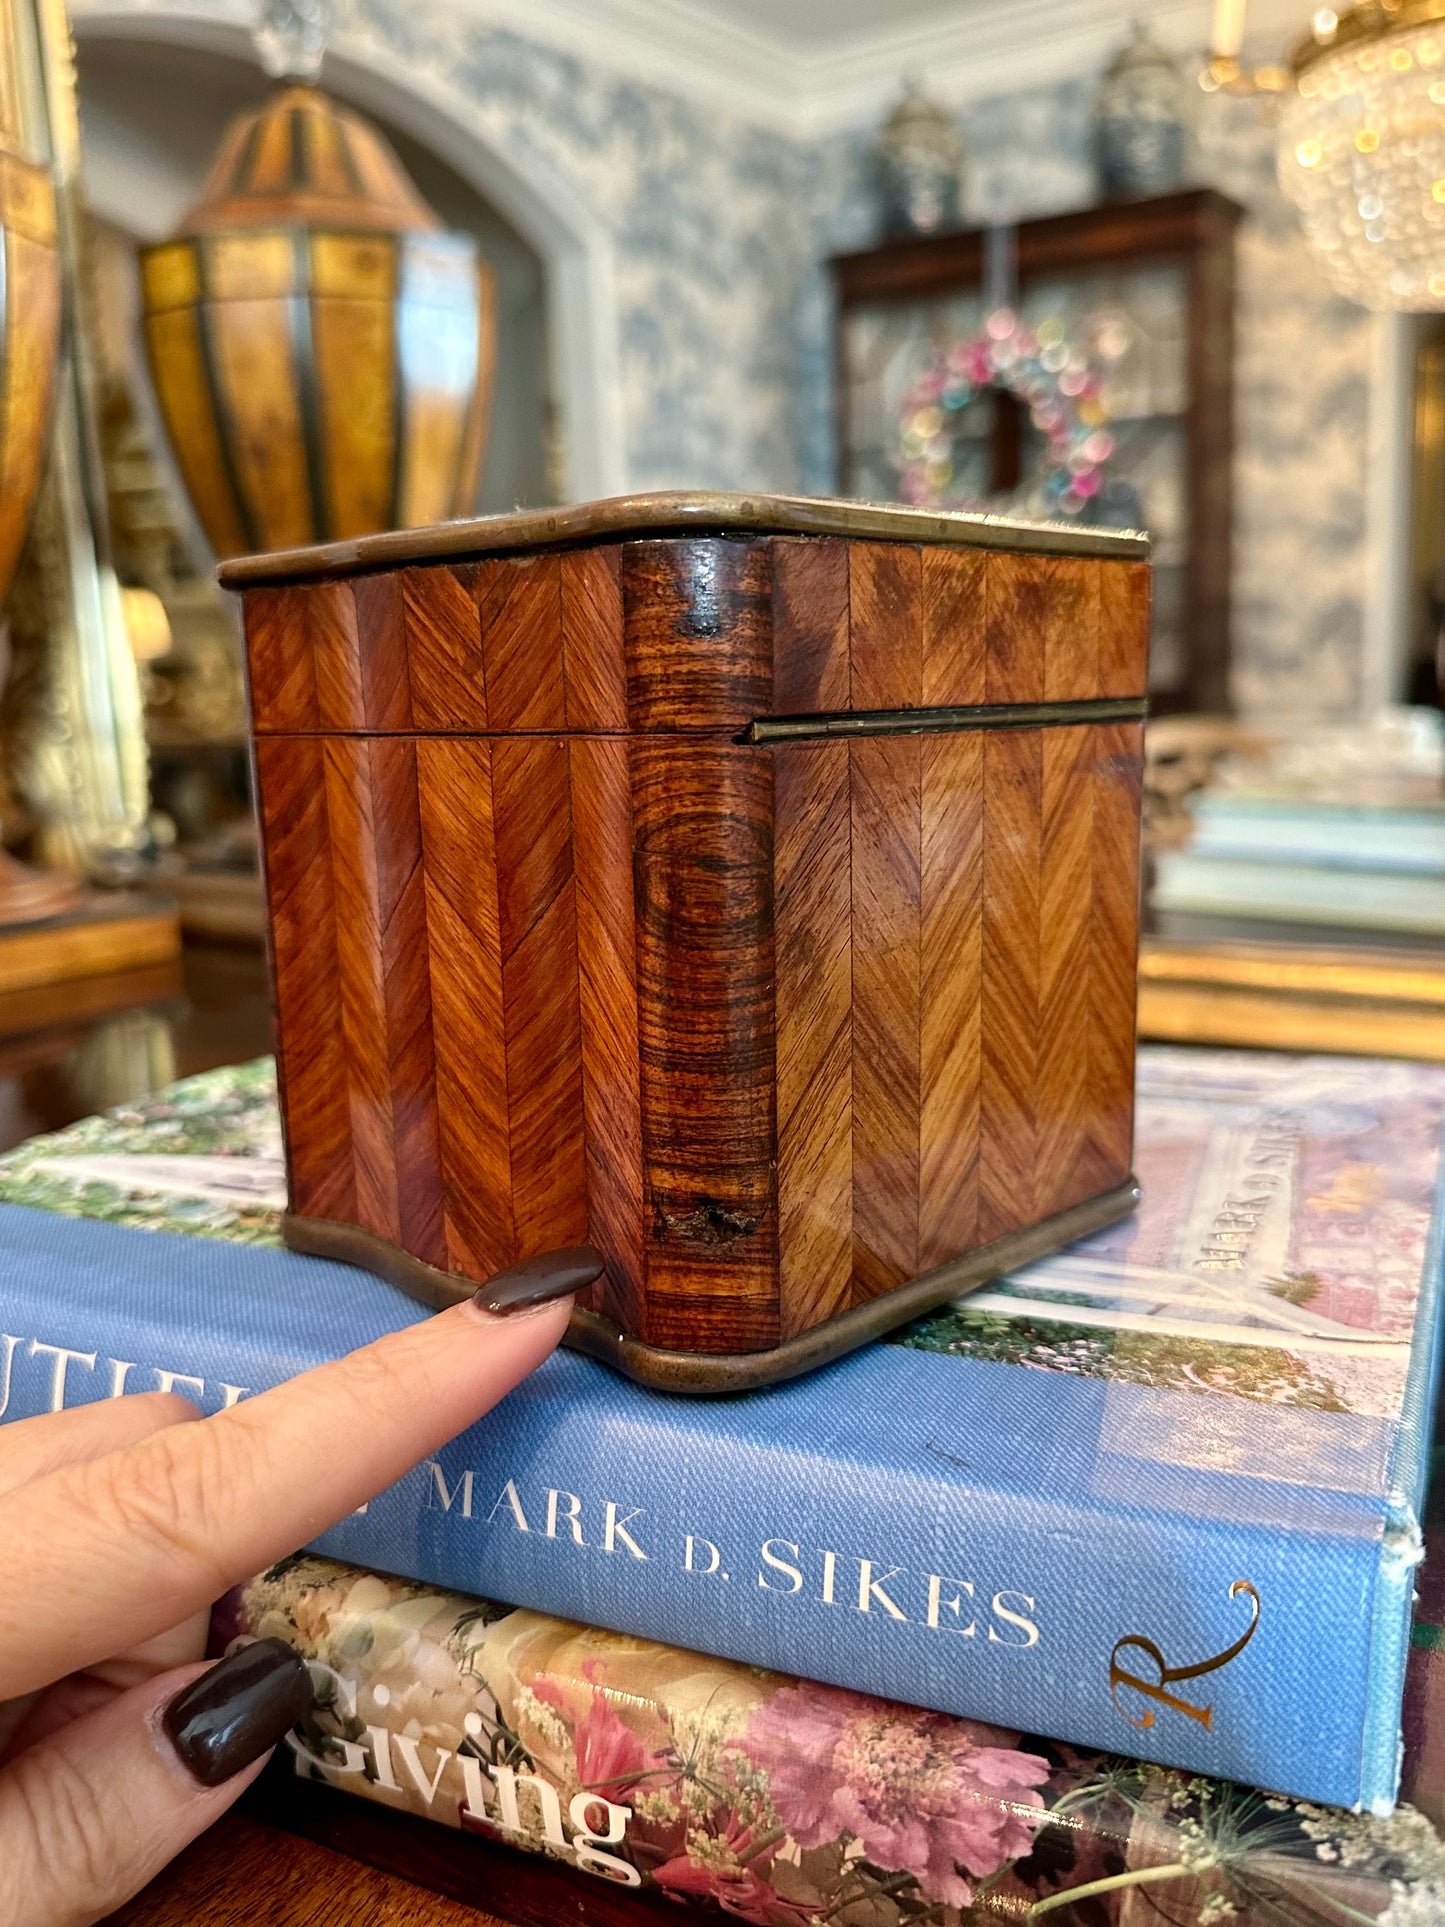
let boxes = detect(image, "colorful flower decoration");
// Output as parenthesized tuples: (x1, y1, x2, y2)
(896, 308, 1115, 519)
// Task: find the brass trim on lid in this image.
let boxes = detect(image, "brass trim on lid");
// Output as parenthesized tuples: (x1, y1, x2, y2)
(217, 489, 1151, 589)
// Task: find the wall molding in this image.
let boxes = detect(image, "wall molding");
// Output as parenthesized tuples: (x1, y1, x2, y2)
(463, 0, 1316, 137)
(794, 0, 1312, 135)
(70, 0, 1320, 138)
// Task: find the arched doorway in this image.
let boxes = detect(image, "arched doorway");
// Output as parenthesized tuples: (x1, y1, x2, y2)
(71, 2, 624, 503)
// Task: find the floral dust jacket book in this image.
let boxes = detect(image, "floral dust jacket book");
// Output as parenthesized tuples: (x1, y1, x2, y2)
(216, 1544, 1445, 1926)
(0, 1046, 1441, 1813)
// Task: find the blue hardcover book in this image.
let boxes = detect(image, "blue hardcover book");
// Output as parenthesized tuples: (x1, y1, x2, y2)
(0, 1045, 1441, 1811)
(1188, 795, 1445, 874)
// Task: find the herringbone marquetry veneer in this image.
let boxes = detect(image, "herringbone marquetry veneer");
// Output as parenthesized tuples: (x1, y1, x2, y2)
(224, 493, 1149, 1390)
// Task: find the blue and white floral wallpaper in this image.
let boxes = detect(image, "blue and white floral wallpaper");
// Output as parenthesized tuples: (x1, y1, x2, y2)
(342, 2, 812, 498)
(77, 0, 1376, 716)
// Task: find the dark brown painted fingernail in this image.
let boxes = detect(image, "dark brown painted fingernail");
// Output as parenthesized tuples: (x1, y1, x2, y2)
(475, 1244, 604, 1316)
(163, 1638, 314, 1788)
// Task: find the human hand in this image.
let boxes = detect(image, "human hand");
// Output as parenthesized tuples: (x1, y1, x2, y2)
(0, 1282, 574, 1925)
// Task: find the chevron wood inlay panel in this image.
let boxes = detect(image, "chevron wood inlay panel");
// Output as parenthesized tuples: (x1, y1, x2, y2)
(323, 737, 400, 1243)
(245, 587, 317, 732)
(478, 556, 567, 731)
(979, 728, 1042, 1241)
(254, 735, 352, 1222)
(404, 564, 484, 731)
(850, 732, 922, 1299)
(918, 732, 984, 1271)
(240, 511, 1147, 1375)
(416, 737, 513, 1280)
(569, 736, 645, 1332)
(1090, 720, 1145, 1183)
(561, 547, 627, 732)
(850, 540, 923, 711)
(308, 581, 365, 731)
(352, 571, 410, 729)
(1036, 724, 1097, 1218)
(320, 737, 447, 1263)
(1099, 560, 1152, 697)
(922, 547, 987, 709)
(772, 538, 850, 714)
(491, 736, 588, 1255)
(774, 740, 852, 1340)
(367, 740, 446, 1267)
(1042, 559, 1103, 704)
(985, 556, 1050, 706)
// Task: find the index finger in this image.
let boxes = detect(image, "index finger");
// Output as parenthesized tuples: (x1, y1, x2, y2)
(0, 1294, 571, 1699)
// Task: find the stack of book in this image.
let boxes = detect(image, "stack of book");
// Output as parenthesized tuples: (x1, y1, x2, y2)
(2, 1046, 1445, 1921)
(1154, 792, 1445, 939)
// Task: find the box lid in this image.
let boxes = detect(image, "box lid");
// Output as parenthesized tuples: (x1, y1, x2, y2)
(217, 489, 1148, 590)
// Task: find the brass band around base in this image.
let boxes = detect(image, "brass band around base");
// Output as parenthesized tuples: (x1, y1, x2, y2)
(282, 1176, 1140, 1394)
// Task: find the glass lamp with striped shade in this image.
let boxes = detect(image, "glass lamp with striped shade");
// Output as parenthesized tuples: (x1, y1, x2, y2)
(0, 0, 60, 601)
(139, 85, 495, 558)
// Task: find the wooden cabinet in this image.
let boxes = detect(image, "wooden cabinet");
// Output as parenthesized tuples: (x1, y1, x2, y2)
(832, 189, 1243, 713)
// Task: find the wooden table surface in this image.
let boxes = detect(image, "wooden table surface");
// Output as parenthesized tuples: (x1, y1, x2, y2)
(105, 1813, 501, 1926)
(0, 937, 275, 1151)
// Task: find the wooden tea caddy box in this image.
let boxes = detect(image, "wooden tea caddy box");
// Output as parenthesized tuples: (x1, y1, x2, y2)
(222, 492, 1148, 1392)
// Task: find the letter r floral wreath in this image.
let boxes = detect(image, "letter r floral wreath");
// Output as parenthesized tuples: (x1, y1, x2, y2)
(896, 308, 1114, 519)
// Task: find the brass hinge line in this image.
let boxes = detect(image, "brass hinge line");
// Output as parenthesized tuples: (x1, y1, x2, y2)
(742, 695, 1147, 745)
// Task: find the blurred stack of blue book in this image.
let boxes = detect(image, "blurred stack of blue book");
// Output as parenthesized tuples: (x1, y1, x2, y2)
(1155, 793, 1445, 936)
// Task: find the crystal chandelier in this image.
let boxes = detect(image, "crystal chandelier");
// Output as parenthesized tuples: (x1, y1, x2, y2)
(1207, 0, 1445, 310)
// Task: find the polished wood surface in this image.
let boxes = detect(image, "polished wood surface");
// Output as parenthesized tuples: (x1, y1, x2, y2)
(0, 145, 60, 601)
(0, 957, 181, 1052)
(775, 737, 852, 1334)
(104, 1809, 503, 1926)
(244, 539, 1147, 735)
(245, 527, 1148, 1364)
(0, 848, 85, 924)
(0, 939, 271, 1156)
(0, 894, 179, 994)
(141, 87, 493, 559)
(832, 189, 1240, 714)
(633, 738, 779, 1350)
(1138, 934, 1445, 1060)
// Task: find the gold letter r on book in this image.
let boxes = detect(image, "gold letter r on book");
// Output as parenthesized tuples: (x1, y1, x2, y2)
(1109, 1580, 1262, 1732)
